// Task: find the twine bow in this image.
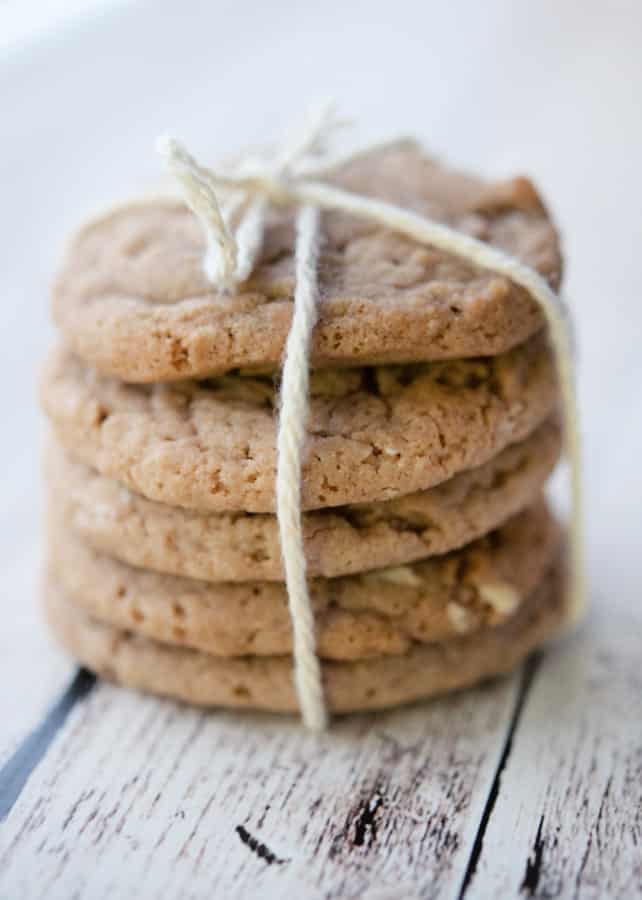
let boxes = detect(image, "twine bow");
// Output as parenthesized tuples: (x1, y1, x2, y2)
(156, 103, 349, 290)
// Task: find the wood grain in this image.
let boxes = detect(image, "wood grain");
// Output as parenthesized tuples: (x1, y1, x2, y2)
(465, 610, 642, 899)
(0, 675, 522, 900)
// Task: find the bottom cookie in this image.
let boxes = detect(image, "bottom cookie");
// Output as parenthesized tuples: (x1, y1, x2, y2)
(45, 558, 565, 715)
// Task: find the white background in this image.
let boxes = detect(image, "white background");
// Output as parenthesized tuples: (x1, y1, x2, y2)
(1, 0, 641, 753)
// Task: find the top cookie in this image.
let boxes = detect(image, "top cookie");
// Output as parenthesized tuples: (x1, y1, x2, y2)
(52, 142, 561, 383)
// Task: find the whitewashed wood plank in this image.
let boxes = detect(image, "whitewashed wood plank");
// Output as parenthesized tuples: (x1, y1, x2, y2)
(0, 530, 73, 768)
(465, 609, 642, 899)
(0, 673, 522, 900)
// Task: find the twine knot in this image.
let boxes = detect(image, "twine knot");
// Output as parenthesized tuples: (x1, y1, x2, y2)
(157, 103, 347, 291)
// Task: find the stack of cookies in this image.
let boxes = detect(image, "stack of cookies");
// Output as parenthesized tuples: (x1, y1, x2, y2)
(41, 142, 568, 715)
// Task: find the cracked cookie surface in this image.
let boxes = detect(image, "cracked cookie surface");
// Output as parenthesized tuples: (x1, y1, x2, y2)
(48, 500, 560, 661)
(41, 333, 557, 513)
(47, 419, 561, 581)
(52, 141, 561, 382)
(45, 553, 566, 713)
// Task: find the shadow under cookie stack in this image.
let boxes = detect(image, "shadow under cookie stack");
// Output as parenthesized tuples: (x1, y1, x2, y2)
(41, 139, 572, 722)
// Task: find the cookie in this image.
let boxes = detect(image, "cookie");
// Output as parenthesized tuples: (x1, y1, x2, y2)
(52, 141, 561, 383)
(47, 419, 561, 581)
(45, 555, 565, 714)
(41, 333, 557, 513)
(48, 500, 560, 661)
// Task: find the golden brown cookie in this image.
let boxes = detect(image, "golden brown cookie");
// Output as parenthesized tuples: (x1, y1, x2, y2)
(47, 419, 561, 581)
(45, 555, 566, 714)
(48, 500, 560, 661)
(40, 333, 557, 513)
(51, 141, 561, 382)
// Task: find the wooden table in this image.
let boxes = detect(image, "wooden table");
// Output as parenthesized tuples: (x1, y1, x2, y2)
(1, 2, 641, 896)
(2, 605, 641, 898)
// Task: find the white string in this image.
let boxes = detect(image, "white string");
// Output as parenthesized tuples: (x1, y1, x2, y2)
(275, 205, 327, 731)
(159, 103, 348, 290)
(233, 196, 269, 282)
(155, 137, 237, 289)
(230, 106, 339, 284)
(234, 102, 349, 283)
(293, 180, 584, 625)
(292, 136, 413, 180)
(158, 112, 585, 729)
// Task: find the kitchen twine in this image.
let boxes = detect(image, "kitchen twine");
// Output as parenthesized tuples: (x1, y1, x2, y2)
(157, 106, 584, 732)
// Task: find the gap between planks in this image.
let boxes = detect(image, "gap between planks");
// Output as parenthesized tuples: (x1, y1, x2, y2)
(458, 652, 541, 898)
(0, 669, 96, 821)
(465, 607, 642, 899)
